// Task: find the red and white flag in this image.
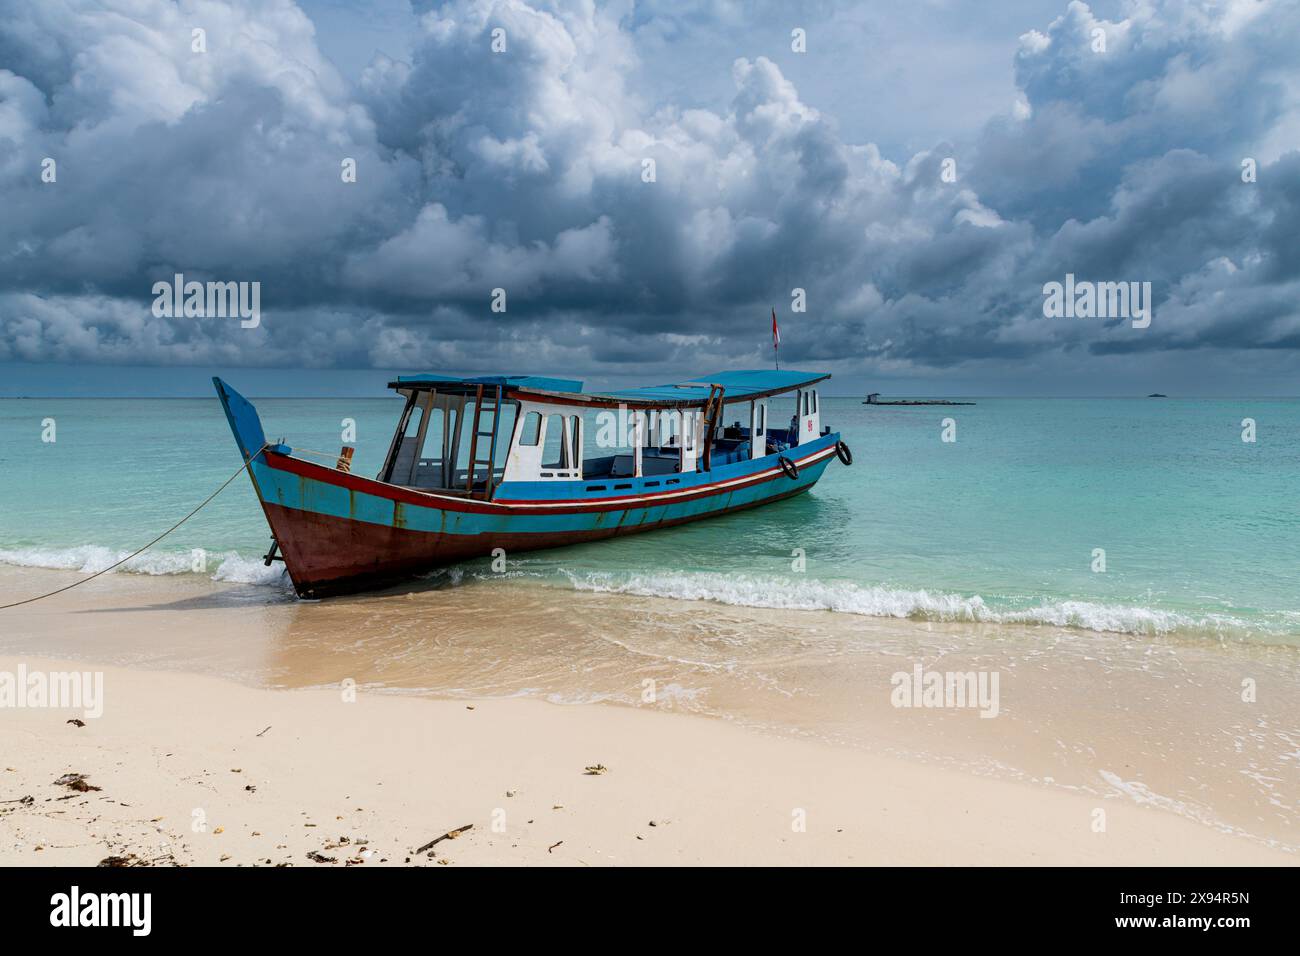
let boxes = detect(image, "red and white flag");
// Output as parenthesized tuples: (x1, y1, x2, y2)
(771, 307, 781, 349)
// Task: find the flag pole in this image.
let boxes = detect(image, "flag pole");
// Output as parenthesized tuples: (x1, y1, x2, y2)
(771, 306, 780, 371)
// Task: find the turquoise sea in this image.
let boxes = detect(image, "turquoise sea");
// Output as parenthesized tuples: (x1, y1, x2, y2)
(1, 395, 1298, 643)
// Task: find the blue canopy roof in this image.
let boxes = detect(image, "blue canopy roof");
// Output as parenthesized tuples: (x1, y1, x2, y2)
(590, 370, 829, 405)
(390, 373, 585, 393)
(390, 369, 829, 407)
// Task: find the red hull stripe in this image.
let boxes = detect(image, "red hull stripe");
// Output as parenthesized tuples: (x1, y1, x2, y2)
(263, 445, 837, 516)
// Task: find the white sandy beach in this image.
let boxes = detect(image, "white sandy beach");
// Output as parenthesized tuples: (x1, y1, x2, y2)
(1, 564, 1296, 866)
(0, 653, 1292, 867)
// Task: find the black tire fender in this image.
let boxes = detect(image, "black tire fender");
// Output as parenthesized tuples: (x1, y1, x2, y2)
(835, 440, 853, 466)
(778, 455, 799, 480)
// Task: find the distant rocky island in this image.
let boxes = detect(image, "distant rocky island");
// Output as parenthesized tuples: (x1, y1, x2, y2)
(863, 392, 976, 406)
(1148, 393, 1168, 398)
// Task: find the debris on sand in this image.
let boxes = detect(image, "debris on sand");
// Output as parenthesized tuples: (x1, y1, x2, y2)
(307, 850, 336, 864)
(548, 840, 563, 853)
(53, 773, 101, 792)
(66, 719, 86, 728)
(0, 795, 34, 806)
(583, 764, 608, 775)
(415, 824, 473, 854)
(98, 851, 178, 868)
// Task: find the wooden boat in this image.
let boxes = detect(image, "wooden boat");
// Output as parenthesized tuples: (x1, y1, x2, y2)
(214, 370, 852, 598)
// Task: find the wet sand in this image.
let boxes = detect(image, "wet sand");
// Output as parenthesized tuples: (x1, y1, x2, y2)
(0, 565, 1296, 863)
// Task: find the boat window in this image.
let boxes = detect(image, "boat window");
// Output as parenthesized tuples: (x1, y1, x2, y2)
(407, 403, 447, 487)
(542, 413, 569, 469)
(811, 390, 818, 413)
(406, 402, 424, 438)
(389, 399, 425, 484)
(492, 402, 518, 468)
(519, 411, 542, 446)
(417, 406, 444, 458)
(657, 409, 675, 446)
(757, 403, 766, 431)
(802, 392, 810, 415)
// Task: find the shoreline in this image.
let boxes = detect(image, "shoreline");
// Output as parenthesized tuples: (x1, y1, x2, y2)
(1, 564, 1298, 861)
(3, 547, 1295, 644)
(1, 654, 1292, 866)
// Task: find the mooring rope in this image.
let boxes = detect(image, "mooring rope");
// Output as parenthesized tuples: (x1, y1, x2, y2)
(0, 443, 270, 611)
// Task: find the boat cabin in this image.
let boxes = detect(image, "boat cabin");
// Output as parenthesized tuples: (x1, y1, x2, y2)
(378, 370, 831, 498)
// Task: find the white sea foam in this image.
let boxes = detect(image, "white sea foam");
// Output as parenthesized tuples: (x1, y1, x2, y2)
(0, 544, 193, 576)
(561, 569, 1255, 638)
(209, 552, 292, 586)
(0, 544, 1268, 637)
(0, 545, 288, 588)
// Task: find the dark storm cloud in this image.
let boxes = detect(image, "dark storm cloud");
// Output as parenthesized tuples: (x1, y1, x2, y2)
(0, 0, 1298, 384)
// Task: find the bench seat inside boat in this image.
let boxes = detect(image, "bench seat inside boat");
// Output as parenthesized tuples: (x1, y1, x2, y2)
(587, 450, 681, 478)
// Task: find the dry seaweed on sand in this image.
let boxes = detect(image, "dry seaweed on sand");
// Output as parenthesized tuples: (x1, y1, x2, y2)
(415, 824, 473, 854)
(53, 773, 101, 792)
(97, 852, 175, 867)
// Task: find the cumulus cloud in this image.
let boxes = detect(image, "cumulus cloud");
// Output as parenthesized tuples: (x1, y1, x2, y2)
(0, 0, 1298, 386)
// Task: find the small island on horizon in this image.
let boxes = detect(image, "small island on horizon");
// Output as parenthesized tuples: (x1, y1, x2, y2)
(863, 392, 976, 406)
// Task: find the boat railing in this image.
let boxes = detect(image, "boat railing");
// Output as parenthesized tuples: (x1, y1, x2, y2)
(285, 446, 351, 465)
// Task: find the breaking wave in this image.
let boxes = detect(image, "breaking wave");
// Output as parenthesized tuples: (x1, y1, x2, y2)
(0, 545, 289, 588)
(560, 569, 1265, 639)
(0, 545, 1283, 639)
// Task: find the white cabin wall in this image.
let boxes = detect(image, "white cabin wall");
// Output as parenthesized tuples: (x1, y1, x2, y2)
(797, 388, 820, 445)
(750, 399, 767, 458)
(632, 410, 645, 477)
(504, 401, 584, 481)
(572, 417, 585, 479)
(503, 401, 547, 481)
(679, 410, 698, 473)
